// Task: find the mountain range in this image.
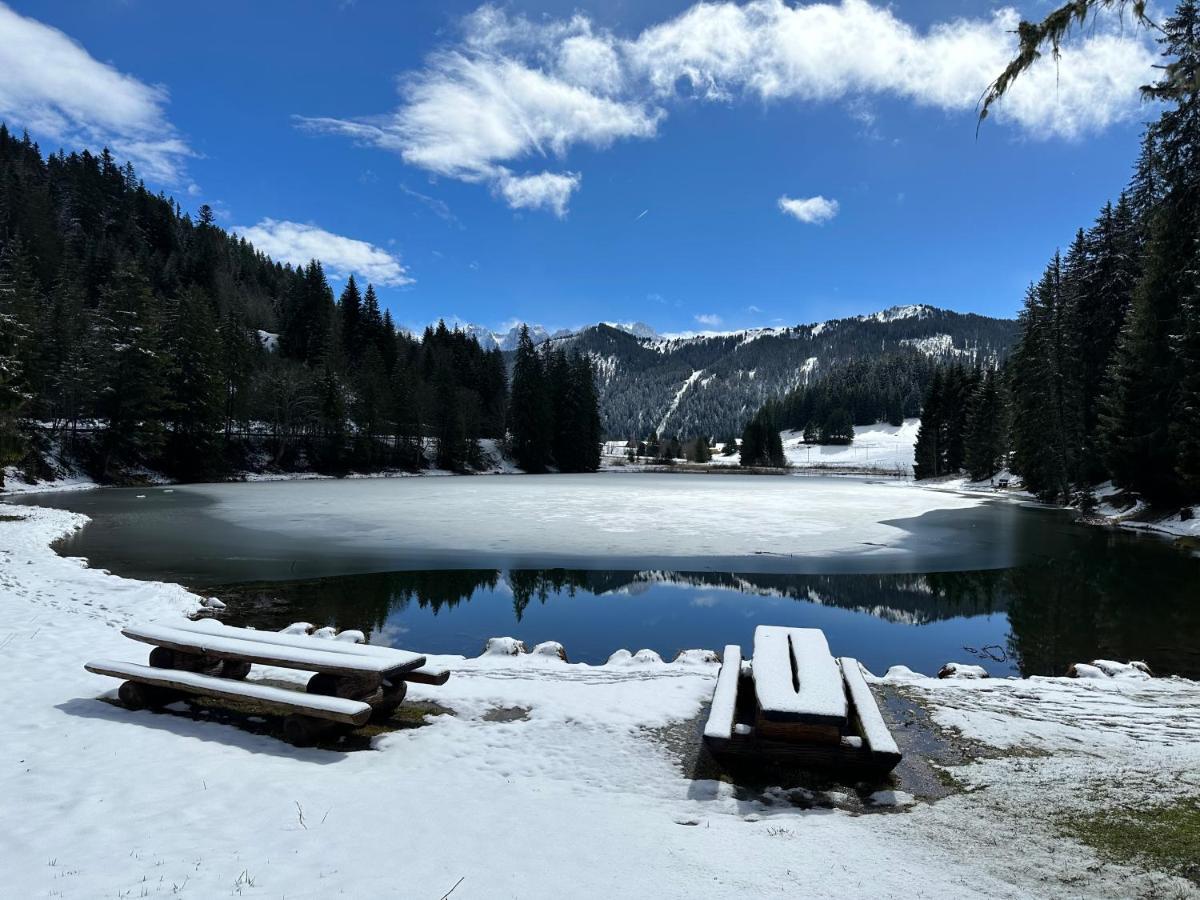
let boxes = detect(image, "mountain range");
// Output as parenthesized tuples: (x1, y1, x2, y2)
(441, 305, 1019, 439)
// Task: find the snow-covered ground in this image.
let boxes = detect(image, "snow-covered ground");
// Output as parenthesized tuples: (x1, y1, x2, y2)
(603, 419, 920, 475)
(782, 418, 920, 474)
(2, 505, 1198, 897)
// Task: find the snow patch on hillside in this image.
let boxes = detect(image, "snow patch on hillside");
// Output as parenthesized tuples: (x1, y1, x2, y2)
(901, 333, 955, 356)
(657, 369, 705, 434)
(862, 304, 933, 323)
(782, 418, 920, 474)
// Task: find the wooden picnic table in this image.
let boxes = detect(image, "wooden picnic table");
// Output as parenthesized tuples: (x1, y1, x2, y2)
(703, 625, 901, 775)
(85, 619, 449, 745)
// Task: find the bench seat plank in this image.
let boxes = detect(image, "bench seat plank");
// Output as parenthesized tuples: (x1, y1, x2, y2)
(85, 660, 372, 725)
(122, 624, 423, 678)
(703, 645, 743, 741)
(838, 657, 901, 761)
(172, 618, 424, 666)
(753, 626, 848, 726)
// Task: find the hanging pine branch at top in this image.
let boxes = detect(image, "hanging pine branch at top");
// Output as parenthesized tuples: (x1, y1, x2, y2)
(977, 0, 1191, 129)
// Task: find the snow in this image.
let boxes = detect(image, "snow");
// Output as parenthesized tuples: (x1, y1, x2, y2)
(84, 659, 373, 720)
(782, 418, 920, 474)
(483, 636, 526, 656)
(255, 329, 279, 352)
(901, 333, 956, 356)
(752, 627, 847, 724)
(839, 657, 899, 756)
(656, 368, 705, 435)
(3, 505, 1200, 897)
(145, 474, 986, 571)
(2, 463, 96, 495)
(121, 622, 424, 673)
(702, 644, 742, 740)
(937, 663, 989, 679)
(860, 304, 932, 323)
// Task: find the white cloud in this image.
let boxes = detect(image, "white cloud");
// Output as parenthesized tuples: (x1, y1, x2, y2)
(695, 313, 723, 326)
(494, 170, 581, 217)
(0, 2, 193, 185)
(300, 1, 1155, 214)
(779, 194, 839, 224)
(233, 219, 414, 287)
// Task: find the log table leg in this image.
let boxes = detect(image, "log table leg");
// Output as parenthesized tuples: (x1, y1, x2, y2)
(306, 673, 396, 724)
(371, 680, 408, 724)
(148, 646, 223, 676)
(118, 680, 180, 710)
(282, 715, 324, 747)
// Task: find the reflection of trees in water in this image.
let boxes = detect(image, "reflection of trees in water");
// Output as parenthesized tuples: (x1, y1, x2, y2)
(216, 538, 1200, 679)
(1005, 532, 1200, 679)
(219, 569, 501, 634)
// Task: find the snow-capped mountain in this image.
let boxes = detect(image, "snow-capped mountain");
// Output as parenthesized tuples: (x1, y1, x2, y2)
(433, 320, 655, 351)
(555, 305, 1017, 439)
(424, 305, 1016, 438)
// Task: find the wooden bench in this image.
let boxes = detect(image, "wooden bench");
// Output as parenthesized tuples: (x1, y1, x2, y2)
(703, 626, 901, 775)
(85, 619, 448, 745)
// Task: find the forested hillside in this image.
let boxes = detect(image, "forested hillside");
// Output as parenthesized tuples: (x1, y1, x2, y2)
(554, 306, 1017, 441)
(0, 125, 599, 483)
(912, 1, 1200, 507)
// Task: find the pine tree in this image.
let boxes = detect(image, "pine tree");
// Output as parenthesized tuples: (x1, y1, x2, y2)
(95, 267, 167, 476)
(740, 408, 784, 467)
(912, 370, 943, 480)
(963, 369, 1007, 481)
(338, 275, 362, 364)
(164, 286, 224, 477)
(819, 408, 854, 445)
(508, 325, 551, 472)
(1073, 199, 1139, 482)
(1101, 0, 1200, 503)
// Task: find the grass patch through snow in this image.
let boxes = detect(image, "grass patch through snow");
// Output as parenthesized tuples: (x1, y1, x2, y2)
(1069, 797, 1200, 883)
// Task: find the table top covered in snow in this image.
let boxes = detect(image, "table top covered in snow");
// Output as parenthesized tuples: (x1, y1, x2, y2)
(752, 626, 848, 726)
(122, 623, 425, 678)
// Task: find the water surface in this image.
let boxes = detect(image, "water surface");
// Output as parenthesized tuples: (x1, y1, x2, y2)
(14, 475, 1199, 677)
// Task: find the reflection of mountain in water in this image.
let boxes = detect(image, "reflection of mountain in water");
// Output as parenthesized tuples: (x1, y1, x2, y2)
(616, 571, 1008, 624)
(217, 568, 1009, 633)
(215, 537, 1200, 680)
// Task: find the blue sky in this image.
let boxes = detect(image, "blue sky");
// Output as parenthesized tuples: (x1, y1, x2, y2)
(0, 0, 1161, 334)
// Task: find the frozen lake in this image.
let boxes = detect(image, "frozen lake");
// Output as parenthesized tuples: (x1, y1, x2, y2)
(15, 474, 1200, 676)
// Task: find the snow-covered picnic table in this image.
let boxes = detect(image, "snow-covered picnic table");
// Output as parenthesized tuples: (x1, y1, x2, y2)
(704, 625, 900, 774)
(85, 618, 449, 744)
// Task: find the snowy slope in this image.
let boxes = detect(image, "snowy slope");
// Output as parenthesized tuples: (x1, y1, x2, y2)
(782, 418, 921, 474)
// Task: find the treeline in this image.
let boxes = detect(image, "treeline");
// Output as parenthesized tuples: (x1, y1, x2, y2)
(913, 3, 1200, 507)
(912, 366, 1005, 481)
(736, 352, 933, 466)
(0, 125, 598, 482)
(509, 326, 602, 473)
(769, 353, 931, 433)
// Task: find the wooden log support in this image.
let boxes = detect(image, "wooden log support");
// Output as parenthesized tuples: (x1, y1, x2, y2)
(118, 680, 181, 710)
(148, 646, 223, 676)
(85, 660, 372, 726)
(369, 681, 408, 724)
